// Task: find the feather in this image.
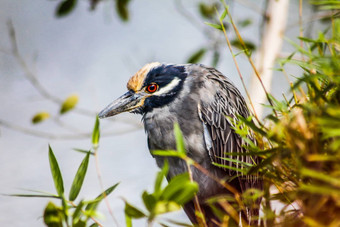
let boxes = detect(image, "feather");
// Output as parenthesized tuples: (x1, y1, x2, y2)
(197, 66, 261, 182)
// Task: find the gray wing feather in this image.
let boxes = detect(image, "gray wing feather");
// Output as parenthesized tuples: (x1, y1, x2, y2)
(198, 67, 260, 183)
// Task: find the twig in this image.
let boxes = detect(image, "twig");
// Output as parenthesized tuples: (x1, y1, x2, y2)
(216, 8, 260, 123)
(69, 201, 104, 227)
(189, 159, 248, 225)
(0, 118, 139, 140)
(7, 21, 96, 117)
(93, 144, 120, 227)
(185, 160, 207, 227)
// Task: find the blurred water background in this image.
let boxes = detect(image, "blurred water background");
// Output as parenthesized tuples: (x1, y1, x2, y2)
(0, 0, 307, 226)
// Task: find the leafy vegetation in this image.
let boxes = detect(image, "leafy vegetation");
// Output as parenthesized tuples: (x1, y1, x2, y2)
(10, 0, 340, 226)
(11, 117, 119, 227)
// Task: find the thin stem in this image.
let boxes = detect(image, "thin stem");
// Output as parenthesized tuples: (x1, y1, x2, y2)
(221, 5, 278, 118)
(189, 159, 246, 212)
(185, 160, 207, 227)
(93, 145, 120, 227)
(216, 9, 260, 123)
(0, 118, 139, 140)
(69, 201, 104, 227)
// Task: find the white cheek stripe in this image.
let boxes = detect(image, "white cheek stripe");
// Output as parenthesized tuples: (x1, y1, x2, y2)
(153, 77, 181, 96)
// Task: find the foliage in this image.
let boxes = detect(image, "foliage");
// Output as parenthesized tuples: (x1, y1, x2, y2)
(11, 0, 340, 226)
(258, 19, 340, 225)
(54, 0, 132, 20)
(186, 1, 255, 67)
(186, 1, 340, 226)
(11, 117, 119, 227)
(60, 94, 79, 114)
(224, 12, 340, 227)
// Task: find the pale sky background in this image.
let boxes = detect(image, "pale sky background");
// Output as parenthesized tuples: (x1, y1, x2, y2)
(0, 0, 308, 226)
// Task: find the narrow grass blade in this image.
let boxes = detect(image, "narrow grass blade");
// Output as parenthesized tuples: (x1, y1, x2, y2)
(69, 151, 90, 201)
(48, 145, 64, 196)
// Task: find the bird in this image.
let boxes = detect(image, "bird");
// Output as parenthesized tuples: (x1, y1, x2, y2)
(99, 62, 262, 226)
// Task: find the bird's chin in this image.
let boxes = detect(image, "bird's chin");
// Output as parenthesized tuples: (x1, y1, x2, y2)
(130, 107, 144, 115)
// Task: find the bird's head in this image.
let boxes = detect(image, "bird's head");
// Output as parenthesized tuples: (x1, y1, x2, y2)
(98, 62, 187, 118)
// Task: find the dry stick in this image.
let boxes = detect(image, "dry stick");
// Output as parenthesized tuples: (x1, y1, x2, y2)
(216, 10, 260, 123)
(219, 200, 248, 227)
(185, 160, 208, 227)
(222, 6, 278, 118)
(69, 201, 104, 227)
(93, 145, 120, 227)
(190, 160, 249, 226)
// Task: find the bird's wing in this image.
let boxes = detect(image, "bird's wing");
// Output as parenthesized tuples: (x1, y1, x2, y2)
(197, 67, 260, 184)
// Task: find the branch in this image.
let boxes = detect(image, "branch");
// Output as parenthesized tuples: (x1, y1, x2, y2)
(0, 118, 140, 140)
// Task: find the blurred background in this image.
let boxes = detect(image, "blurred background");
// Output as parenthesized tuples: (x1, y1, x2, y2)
(0, 0, 324, 226)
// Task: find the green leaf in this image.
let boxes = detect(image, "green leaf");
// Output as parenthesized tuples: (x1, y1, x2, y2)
(186, 48, 206, 64)
(238, 18, 252, 28)
(32, 111, 50, 124)
(43, 201, 63, 227)
(142, 191, 157, 212)
(299, 183, 340, 196)
(220, 8, 228, 20)
(56, 0, 77, 18)
(161, 173, 198, 205)
(73, 220, 86, 227)
(154, 161, 169, 196)
(247, 153, 277, 175)
(205, 22, 223, 30)
(216, 156, 254, 167)
(230, 39, 256, 52)
(174, 123, 186, 154)
(69, 151, 90, 201)
(154, 201, 181, 215)
(212, 162, 247, 174)
(9, 193, 59, 199)
(85, 183, 119, 211)
(60, 94, 79, 114)
(72, 200, 84, 225)
(73, 148, 95, 155)
(199, 3, 216, 19)
(165, 219, 193, 227)
(48, 145, 64, 196)
(152, 150, 184, 158)
(125, 213, 132, 227)
(124, 201, 146, 219)
(300, 168, 340, 187)
(92, 115, 100, 147)
(171, 183, 199, 205)
(116, 0, 130, 21)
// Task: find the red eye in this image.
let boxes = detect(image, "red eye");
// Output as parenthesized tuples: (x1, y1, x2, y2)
(146, 83, 158, 93)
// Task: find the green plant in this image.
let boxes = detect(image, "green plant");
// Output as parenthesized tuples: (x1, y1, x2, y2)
(12, 116, 119, 227)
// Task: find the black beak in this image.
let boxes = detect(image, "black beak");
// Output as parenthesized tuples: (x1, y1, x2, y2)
(98, 91, 144, 119)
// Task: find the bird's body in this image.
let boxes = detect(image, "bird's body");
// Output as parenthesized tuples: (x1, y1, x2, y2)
(99, 63, 262, 226)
